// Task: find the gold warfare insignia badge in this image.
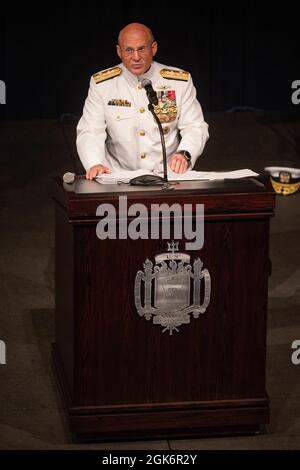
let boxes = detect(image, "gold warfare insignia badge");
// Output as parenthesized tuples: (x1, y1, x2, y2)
(154, 90, 177, 123)
(157, 84, 172, 90)
(93, 67, 122, 84)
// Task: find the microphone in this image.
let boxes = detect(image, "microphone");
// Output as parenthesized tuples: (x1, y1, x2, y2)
(129, 79, 164, 186)
(134, 79, 171, 188)
(63, 172, 75, 184)
(141, 79, 158, 106)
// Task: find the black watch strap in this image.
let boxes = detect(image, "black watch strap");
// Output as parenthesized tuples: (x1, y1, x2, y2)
(178, 150, 192, 164)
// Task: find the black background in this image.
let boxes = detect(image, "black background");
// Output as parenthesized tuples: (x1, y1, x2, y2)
(0, 1, 299, 119)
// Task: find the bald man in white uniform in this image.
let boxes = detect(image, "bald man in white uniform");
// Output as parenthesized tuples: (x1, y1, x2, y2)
(77, 23, 209, 179)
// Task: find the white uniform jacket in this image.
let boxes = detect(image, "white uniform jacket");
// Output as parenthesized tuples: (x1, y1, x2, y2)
(76, 61, 209, 172)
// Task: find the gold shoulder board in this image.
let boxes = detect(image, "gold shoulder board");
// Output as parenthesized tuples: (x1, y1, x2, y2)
(93, 67, 122, 84)
(160, 68, 189, 81)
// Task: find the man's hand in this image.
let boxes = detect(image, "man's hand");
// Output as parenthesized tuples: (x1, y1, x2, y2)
(168, 153, 189, 174)
(86, 164, 111, 180)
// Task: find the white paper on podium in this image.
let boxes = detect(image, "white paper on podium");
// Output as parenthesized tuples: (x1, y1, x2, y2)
(96, 169, 152, 184)
(96, 169, 259, 184)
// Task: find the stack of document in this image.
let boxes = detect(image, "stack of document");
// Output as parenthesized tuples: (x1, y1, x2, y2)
(96, 169, 151, 184)
(96, 169, 258, 184)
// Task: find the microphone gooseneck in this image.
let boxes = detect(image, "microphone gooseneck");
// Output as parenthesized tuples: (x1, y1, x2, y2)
(147, 104, 168, 185)
(141, 79, 168, 186)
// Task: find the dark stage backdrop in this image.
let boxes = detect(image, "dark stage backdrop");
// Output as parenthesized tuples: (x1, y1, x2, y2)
(0, 2, 299, 120)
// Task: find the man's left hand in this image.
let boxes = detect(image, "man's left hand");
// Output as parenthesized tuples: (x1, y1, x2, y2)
(168, 153, 189, 174)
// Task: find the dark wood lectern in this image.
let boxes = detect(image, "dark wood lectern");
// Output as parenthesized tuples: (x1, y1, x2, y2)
(52, 177, 275, 441)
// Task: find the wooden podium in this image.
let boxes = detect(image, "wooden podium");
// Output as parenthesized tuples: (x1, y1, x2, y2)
(52, 176, 276, 441)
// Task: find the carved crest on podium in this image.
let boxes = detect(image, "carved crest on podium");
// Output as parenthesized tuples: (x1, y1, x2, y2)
(134, 241, 211, 335)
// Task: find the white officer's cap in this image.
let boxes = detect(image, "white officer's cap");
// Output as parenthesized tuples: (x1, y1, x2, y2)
(264, 166, 300, 196)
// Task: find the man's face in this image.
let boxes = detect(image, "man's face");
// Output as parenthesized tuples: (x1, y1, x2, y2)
(117, 29, 157, 76)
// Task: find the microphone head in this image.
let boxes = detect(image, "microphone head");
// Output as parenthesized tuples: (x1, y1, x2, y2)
(141, 78, 158, 105)
(141, 78, 152, 88)
(63, 172, 75, 184)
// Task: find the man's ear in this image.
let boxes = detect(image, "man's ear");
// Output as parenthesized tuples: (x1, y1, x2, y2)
(116, 44, 122, 60)
(152, 41, 158, 57)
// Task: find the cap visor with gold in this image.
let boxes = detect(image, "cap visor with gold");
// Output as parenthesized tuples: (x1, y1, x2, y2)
(264, 166, 300, 196)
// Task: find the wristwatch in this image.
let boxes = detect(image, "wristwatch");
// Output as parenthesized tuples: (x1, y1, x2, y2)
(178, 150, 192, 165)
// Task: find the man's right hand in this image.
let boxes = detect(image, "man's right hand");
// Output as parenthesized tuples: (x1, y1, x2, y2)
(86, 164, 111, 180)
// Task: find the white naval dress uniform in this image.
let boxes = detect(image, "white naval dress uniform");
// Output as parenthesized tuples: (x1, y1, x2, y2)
(76, 61, 209, 172)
